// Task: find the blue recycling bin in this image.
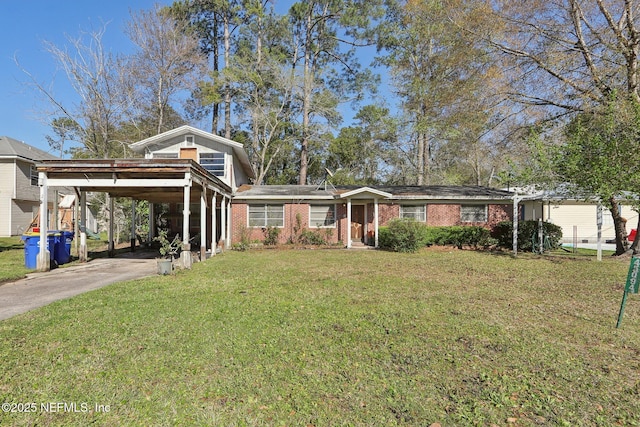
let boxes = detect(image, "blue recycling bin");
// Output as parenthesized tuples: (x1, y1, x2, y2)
(48, 230, 69, 265)
(21, 233, 56, 269)
(61, 231, 74, 264)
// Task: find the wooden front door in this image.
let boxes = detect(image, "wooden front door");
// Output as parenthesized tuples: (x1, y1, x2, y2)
(351, 205, 365, 242)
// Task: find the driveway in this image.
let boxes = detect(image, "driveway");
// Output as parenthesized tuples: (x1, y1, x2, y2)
(0, 251, 157, 321)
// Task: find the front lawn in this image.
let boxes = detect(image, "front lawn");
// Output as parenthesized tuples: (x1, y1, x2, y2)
(1, 249, 639, 426)
(0, 237, 29, 282)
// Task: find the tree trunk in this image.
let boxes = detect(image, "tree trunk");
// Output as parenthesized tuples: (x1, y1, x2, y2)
(211, 18, 220, 134)
(298, 12, 313, 186)
(609, 197, 629, 255)
(224, 16, 232, 139)
(417, 132, 424, 185)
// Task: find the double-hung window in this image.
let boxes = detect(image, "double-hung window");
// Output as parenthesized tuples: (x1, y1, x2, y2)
(460, 205, 488, 222)
(248, 204, 284, 227)
(400, 205, 426, 222)
(200, 152, 225, 177)
(310, 205, 336, 227)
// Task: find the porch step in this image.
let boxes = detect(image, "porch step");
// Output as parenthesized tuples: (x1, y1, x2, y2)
(350, 242, 374, 250)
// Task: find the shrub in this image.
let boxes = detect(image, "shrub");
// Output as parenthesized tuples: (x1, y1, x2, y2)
(298, 229, 327, 245)
(379, 218, 428, 253)
(492, 220, 563, 252)
(233, 224, 251, 251)
(380, 223, 495, 252)
(424, 226, 492, 249)
(263, 227, 280, 246)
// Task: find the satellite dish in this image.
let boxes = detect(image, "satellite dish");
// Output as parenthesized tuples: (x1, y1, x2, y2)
(316, 167, 337, 191)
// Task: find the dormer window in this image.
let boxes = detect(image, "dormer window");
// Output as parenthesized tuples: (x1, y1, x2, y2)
(185, 135, 195, 146)
(200, 152, 225, 177)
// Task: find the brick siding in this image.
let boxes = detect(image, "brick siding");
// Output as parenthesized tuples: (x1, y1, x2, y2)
(230, 201, 513, 245)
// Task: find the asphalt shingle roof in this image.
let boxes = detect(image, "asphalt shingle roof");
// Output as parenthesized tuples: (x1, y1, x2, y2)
(0, 136, 59, 161)
(235, 184, 514, 200)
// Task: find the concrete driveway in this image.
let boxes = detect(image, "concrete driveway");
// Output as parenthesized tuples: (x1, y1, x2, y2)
(0, 251, 158, 321)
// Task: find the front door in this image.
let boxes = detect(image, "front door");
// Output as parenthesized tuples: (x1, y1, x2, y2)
(351, 205, 365, 243)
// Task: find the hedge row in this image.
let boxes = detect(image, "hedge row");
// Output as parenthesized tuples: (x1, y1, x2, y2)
(378, 218, 563, 253)
(378, 219, 492, 253)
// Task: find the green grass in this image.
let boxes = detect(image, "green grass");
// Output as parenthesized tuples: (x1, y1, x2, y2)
(0, 237, 30, 282)
(1, 248, 640, 426)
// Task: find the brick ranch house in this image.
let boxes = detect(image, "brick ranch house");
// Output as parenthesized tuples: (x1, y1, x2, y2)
(35, 126, 514, 269)
(232, 184, 514, 248)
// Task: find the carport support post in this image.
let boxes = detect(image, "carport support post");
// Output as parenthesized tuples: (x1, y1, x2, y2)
(80, 191, 88, 263)
(130, 198, 136, 252)
(108, 194, 115, 257)
(347, 198, 352, 249)
(220, 196, 227, 250)
(200, 188, 207, 261)
(37, 171, 51, 272)
(211, 192, 217, 256)
(181, 180, 192, 269)
(148, 203, 155, 245)
(53, 190, 59, 229)
(374, 198, 379, 248)
(226, 198, 232, 249)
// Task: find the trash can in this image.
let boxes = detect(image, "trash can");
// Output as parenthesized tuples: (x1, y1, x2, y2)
(21, 233, 55, 269)
(49, 230, 69, 265)
(62, 231, 74, 262)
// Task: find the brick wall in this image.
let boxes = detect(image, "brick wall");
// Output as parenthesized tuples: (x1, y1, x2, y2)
(427, 204, 457, 226)
(488, 204, 512, 226)
(378, 203, 400, 226)
(231, 202, 344, 245)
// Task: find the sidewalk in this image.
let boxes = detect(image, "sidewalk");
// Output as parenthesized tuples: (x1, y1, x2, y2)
(0, 251, 157, 321)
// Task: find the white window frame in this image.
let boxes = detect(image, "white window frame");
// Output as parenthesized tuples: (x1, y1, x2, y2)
(461, 204, 488, 223)
(309, 204, 337, 228)
(248, 204, 284, 228)
(30, 165, 38, 186)
(185, 134, 195, 146)
(199, 152, 226, 177)
(400, 204, 426, 222)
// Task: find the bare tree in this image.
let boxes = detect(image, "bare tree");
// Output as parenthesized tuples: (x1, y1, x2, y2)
(124, 5, 207, 136)
(18, 24, 132, 158)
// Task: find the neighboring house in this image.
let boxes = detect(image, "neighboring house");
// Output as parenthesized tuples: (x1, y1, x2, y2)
(519, 188, 639, 244)
(58, 194, 99, 236)
(0, 136, 59, 237)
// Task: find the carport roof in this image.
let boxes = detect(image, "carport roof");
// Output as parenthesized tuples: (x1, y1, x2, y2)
(37, 158, 231, 203)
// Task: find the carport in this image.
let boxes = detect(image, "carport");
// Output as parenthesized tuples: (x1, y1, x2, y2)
(34, 158, 232, 272)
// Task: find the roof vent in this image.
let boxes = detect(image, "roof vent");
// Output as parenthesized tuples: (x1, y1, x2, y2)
(185, 135, 195, 146)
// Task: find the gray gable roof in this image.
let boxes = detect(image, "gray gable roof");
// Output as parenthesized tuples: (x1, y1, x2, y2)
(235, 184, 515, 201)
(0, 136, 59, 162)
